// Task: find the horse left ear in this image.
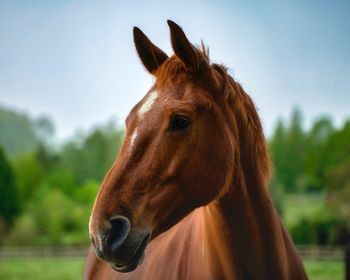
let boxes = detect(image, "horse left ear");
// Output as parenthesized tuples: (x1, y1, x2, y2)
(167, 20, 204, 72)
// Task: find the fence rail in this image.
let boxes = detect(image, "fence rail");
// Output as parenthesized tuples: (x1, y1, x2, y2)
(296, 245, 344, 261)
(0, 246, 88, 259)
(0, 245, 345, 261)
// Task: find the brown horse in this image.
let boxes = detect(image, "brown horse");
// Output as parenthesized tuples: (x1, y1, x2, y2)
(84, 20, 308, 280)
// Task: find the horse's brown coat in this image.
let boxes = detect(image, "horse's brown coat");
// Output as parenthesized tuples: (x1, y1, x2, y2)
(85, 21, 308, 280)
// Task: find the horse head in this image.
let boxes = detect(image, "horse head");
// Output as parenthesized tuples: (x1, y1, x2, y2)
(89, 20, 242, 273)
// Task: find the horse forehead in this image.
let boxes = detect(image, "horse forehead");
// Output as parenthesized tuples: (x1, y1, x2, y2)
(126, 89, 160, 153)
(131, 82, 200, 127)
(137, 89, 159, 119)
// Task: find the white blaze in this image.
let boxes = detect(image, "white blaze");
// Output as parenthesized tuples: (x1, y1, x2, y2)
(129, 90, 158, 153)
(138, 90, 158, 118)
(130, 128, 138, 150)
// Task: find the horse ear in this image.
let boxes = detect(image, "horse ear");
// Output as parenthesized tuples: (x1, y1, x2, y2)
(167, 20, 201, 72)
(133, 27, 169, 74)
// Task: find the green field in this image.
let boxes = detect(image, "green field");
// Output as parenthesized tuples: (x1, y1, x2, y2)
(0, 258, 84, 280)
(0, 258, 344, 279)
(304, 260, 344, 280)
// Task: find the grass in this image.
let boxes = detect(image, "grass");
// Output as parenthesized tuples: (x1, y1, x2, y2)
(304, 260, 344, 280)
(0, 258, 84, 280)
(0, 258, 344, 279)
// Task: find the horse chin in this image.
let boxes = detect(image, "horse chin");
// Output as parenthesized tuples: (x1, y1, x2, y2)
(110, 234, 149, 273)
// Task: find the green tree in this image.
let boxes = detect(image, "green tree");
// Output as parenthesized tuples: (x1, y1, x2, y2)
(325, 121, 350, 235)
(326, 162, 350, 226)
(284, 108, 306, 192)
(303, 117, 334, 192)
(0, 106, 38, 158)
(269, 119, 287, 213)
(35, 115, 55, 143)
(60, 123, 124, 183)
(12, 153, 44, 207)
(322, 121, 350, 173)
(269, 119, 287, 185)
(0, 146, 19, 226)
(269, 108, 307, 192)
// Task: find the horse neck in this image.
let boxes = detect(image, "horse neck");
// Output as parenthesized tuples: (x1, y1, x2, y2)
(200, 97, 292, 279)
(202, 167, 290, 279)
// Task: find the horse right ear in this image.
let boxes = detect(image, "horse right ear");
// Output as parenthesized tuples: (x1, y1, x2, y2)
(133, 27, 168, 75)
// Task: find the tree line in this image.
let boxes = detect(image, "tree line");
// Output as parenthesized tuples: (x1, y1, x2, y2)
(269, 108, 350, 245)
(0, 106, 124, 245)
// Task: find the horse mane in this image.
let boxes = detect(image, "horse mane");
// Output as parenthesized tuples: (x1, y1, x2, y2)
(154, 43, 209, 85)
(154, 56, 185, 85)
(213, 63, 271, 180)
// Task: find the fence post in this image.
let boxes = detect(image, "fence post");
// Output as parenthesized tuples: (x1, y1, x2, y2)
(346, 242, 350, 280)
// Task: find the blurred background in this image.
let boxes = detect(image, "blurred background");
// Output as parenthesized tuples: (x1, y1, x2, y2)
(0, 0, 349, 279)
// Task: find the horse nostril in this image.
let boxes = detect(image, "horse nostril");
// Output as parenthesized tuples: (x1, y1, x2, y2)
(108, 216, 131, 252)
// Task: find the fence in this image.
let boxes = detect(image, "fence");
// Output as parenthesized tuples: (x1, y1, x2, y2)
(0, 245, 345, 260)
(0, 246, 88, 259)
(296, 245, 343, 261)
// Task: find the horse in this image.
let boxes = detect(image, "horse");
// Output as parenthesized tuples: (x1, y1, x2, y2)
(84, 20, 308, 280)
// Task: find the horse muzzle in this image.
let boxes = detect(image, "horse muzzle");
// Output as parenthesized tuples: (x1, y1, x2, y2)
(90, 215, 151, 273)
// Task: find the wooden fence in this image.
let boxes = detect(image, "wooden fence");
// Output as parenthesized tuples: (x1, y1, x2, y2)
(0, 246, 88, 259)
(296, 245, 344, 261)
(0, 245, 345, 261)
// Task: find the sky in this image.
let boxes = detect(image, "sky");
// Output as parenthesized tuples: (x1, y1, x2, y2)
(0, 0, 349, 140)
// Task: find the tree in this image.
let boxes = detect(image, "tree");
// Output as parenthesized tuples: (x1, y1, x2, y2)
(60, 123, 124, 183)
(0, 146, 19, 226)
(269, 108, 307, 192)
(0, 106, 38, 158)
(325, 121, 350, 234)
(269, 119, 287, 187)
(303, 117, 334, 192)
(269, 119, 287, 213)
(284, 108, 306, 192)
(35, 115, 55, 145)
(12, 153, 44, 207)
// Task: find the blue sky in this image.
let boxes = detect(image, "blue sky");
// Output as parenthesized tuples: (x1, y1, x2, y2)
(0, 0, 349, 140)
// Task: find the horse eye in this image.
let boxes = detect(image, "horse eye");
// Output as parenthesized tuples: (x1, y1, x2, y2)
(169, 115, 191, 131)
